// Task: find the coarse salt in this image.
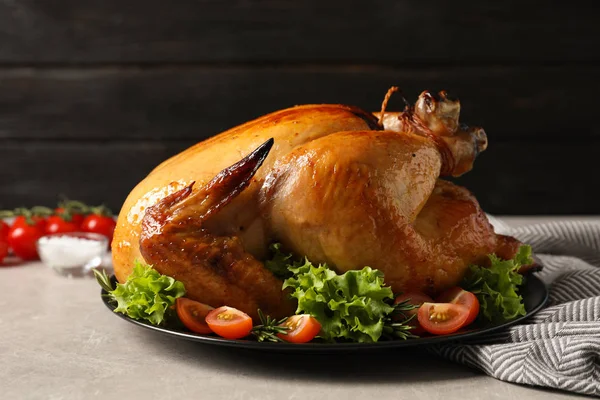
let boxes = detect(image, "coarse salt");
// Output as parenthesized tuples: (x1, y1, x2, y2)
(37, 235, 107, 269)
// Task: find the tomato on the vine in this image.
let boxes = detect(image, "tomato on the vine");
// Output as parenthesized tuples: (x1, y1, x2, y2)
(7, 216, 46, 260)
(0, 221, 9, 264)
(45, 216, 80, 235)
(0, 238, 8, 264)
(81, 215, 116, 243)
(54, 207, 85, 227)
(15, 215, 47, 231)
(0, 220, 9, 241)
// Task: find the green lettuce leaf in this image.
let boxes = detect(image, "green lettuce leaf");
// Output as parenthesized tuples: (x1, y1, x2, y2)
(461, 245, 532, 323)
(264, 243, 295, 279)
(102, 261, 186, 325)
(282, 258, 394, 343)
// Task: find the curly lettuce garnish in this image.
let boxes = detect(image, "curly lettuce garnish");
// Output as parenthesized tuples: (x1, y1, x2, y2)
(265, 244, 416, 342)
(461, 245, 532, 323)
(94, 261, 186, 326)
(264, 243, 295, 280)
(270, 249, 395, 342)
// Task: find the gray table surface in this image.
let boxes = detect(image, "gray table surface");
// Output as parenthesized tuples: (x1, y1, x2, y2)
(1, 216, 597, 400)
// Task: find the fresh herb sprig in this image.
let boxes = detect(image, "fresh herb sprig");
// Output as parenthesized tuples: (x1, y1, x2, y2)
(251, 309, 290, 342)
(94, 268, 115, 293)
(382, 298, 419, 340)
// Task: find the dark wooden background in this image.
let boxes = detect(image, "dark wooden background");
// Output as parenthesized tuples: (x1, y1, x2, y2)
(1, 1, 598, 215)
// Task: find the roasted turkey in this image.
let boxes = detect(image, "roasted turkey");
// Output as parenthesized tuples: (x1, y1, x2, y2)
(112, 88, 529, 320)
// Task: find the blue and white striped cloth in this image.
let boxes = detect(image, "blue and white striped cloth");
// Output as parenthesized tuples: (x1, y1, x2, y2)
(430, 219, 600, 397)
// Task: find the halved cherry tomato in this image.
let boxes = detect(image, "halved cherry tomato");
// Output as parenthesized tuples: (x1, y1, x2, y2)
(81, 215, 116, 243)
(7, 216, 46, 260)
(277, 314, 321, 343)
(176, 298, 214, 334)
(437, 287, 480, 326)
(417, 302, 470, 335)
(205, 306, 253, 340)
(45, 216, 80, 235)
(394, 292, 433, 335)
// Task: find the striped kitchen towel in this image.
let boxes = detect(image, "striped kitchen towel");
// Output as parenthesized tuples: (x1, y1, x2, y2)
(429, 219, 600, 397)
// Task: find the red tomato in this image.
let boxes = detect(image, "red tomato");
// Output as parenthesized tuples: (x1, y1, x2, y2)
(437, 287, 480, 326)
(7, 216, 46, 260)
(277, 314, 321, 343)
(0, 221, 9, 263)
(12, 215, 47, 231)
(54, 208, 85, 227)
(417, 302, 470, 335)
(0, 238, 8, 264)
(45, 216, 80, 235)
(81, 215, 116, 243)
(176, 298, 214, 334)
(205, 306, 253, 340)
(0, 220, 9, 241)
(394, 292, 434, 335)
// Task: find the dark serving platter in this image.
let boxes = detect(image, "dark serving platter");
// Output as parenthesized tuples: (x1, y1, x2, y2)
(101, 273, 548, 352)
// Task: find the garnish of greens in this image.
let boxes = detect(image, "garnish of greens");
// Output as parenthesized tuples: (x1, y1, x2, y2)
(251, 309, 290, 342)
(266, 244, 417, 343)
(264, 243, 294, 280)
(94, 243, 531, 342)
(94, 261, 186, 326)
(382, 299, 418, 340)
(461, 245, 532, 323)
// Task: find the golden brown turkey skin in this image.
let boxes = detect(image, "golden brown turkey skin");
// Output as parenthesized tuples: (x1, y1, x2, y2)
(113, 90, 526, 318)
(139, 140, 295, 320)
(113, 105, 380, 283)
(261, 131, 517, 296)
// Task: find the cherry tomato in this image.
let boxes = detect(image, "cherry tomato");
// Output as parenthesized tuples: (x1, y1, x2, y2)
(176, 298, 214, 334)
(81, 215, 116, 243)
(277, 314, 321, 343)
(0, 220, 9, 241)
(7, 216, 46, 260)
(0, 238, 8, 264)
(436, 287, 480, 326)
(54, 208, 85, 227)
(13, 215, 47, 231)
(0, 222, 9, 263)
(417, 302, 470, 335)
(45, 216, 80, 235)
(205, 306, 253, 340)
(394, 291, 434, 335)
(1, 221, 9, 263)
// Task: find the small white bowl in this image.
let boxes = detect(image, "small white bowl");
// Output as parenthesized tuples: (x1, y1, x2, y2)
(36, 232, 108, 277)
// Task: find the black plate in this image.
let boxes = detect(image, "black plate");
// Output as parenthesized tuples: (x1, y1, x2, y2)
(101, 273, 548, 352)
